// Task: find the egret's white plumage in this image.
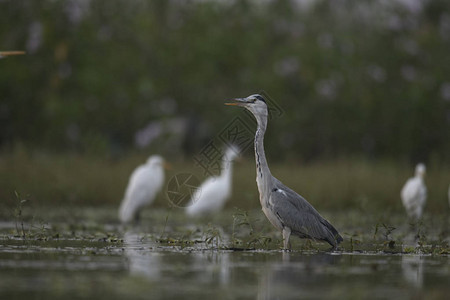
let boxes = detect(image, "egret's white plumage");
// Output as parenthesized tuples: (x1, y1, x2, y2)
(119, 155, 165, 223)
(401, 163, 427, 220)
(186, 146, 239, 217)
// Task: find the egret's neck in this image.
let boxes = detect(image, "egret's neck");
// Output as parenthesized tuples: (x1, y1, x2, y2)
(221, 157, 233, 180)
(254, 114, 271, 189)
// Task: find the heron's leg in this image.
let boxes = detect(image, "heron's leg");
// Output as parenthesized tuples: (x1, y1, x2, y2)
(329, 245, 338, 252)
(282, 227, 291, 250)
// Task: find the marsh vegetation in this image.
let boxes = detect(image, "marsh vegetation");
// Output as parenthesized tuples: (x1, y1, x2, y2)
(1, 201, 449, 299)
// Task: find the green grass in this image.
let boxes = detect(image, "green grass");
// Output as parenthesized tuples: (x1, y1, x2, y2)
(0, 148, 449, 216)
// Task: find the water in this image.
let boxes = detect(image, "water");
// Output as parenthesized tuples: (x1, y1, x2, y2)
(0, 207, 449, 299)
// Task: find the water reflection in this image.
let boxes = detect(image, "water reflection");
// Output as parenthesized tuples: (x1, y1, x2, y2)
(123, 231, 161, 279)
(257, 252, 342, 300)
(120, 231, 449, 299)
(191, 251, 231, 286)
(401, 255, 424, 288)
(123, 230, 343, 297)
(123, 230, 231, 285)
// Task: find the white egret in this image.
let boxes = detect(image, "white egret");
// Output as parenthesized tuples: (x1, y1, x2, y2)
(186, 145, 239, 216)
(401, 163, 427, 221)
(226, 94, 343, 249)
(119, 155, 166, 223)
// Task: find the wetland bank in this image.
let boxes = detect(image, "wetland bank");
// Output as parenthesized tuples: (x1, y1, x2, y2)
(1, 199, 449, 299)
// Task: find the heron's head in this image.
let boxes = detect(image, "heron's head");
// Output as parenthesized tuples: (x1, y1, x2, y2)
(225, 94, 268, 118)
(415, 163, 426, 177)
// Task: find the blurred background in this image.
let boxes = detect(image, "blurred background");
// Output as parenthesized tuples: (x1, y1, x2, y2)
(1, 0, 449, 213)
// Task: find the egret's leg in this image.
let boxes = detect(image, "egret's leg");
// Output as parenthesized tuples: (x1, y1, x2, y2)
(415, 207, 422, 220)
(134, 211, 141, 225)
(282, 227, 291, 250)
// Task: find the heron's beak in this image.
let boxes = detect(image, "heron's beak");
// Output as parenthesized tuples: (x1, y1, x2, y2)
(224, 98, 247, 106)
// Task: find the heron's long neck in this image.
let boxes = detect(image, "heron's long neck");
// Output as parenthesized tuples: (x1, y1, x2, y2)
(254, 115, 271, 184)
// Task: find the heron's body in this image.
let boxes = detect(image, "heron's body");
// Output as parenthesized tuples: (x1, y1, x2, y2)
(119, 156, 165, 223)
(226, 94, 342, 249)
(401, 164, 427, 220)
(187, 146, 238, 216)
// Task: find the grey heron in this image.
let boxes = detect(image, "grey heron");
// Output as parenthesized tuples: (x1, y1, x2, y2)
(119, 155, 167, 223)
(186, 145, 239, 216)
(225, 94, 343, 249)
(401, 163, 427, 221)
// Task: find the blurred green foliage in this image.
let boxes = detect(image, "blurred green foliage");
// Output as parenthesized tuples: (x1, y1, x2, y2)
(1, 150, 449, 212)
(1, 0, 449, 162)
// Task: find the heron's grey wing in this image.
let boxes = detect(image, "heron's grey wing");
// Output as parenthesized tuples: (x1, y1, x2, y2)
(271, 179, 343, 246)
